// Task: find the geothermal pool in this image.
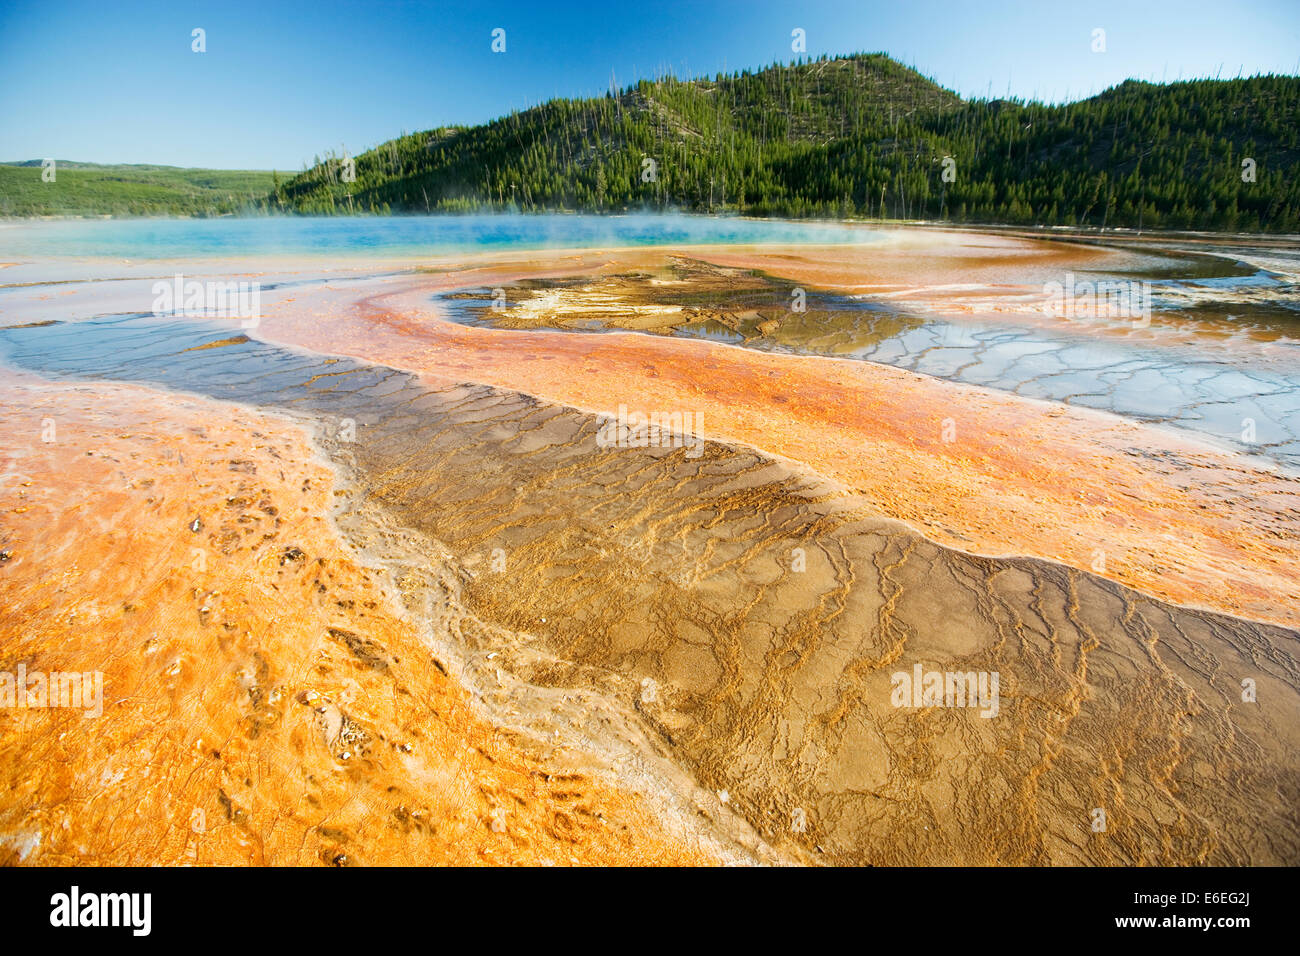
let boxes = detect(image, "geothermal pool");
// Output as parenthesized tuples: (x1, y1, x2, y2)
(2, 219, 1298, 866)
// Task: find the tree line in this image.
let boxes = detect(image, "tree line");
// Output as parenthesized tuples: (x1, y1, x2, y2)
(276, 53, 1299, 233)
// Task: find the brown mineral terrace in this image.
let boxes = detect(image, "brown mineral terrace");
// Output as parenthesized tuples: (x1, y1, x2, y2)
(0, 374, 732, 866)
(239, 242, 1299, 632)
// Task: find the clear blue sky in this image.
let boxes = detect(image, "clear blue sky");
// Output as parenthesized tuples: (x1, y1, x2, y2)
(2, 0, 1297, 170)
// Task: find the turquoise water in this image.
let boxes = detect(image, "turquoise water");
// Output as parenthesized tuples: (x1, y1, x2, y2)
(0, 214, 882, 259)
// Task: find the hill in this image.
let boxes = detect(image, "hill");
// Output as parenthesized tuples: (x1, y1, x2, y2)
(278, 53, 1300, 232)
(0, 162, 274, 217)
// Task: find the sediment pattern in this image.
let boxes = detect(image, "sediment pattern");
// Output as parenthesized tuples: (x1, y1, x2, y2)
(0, 374, 727, 866)
(256, 269, 1300, 631)
(4, 314, 1296, 865)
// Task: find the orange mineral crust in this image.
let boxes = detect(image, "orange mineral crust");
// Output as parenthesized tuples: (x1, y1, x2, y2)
(255, 261, 1300, 631)
(0, 376, 715, 866)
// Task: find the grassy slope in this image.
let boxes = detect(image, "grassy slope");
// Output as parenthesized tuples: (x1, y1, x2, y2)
(0, 162, 274, 217)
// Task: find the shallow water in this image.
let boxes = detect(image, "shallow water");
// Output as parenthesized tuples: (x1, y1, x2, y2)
(756, 303, 1300, 468)
(0, 213, 885, 259)
(441, 257, 1300, 469)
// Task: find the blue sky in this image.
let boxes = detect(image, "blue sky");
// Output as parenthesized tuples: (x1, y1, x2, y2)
(1, 0, 1297, 170)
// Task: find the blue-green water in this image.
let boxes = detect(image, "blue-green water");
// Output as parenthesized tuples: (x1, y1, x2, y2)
(0, 214, 882, 259)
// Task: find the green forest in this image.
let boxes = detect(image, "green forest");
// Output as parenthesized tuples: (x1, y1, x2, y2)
(4, 55, 1295, 230)
(277, 53, 1300, 232)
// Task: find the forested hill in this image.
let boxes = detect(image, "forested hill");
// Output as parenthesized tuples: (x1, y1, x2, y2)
(279, 53, 1300, 232)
